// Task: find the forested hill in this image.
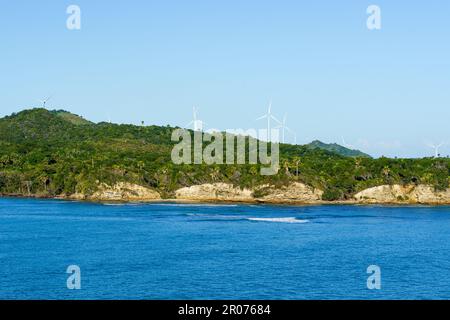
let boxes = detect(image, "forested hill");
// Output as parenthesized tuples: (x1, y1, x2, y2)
(0, 108, 448, 201)
(305, 140, 371, 158)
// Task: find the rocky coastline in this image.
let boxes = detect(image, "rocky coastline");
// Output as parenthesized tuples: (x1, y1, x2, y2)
(3, 182, 449, 205)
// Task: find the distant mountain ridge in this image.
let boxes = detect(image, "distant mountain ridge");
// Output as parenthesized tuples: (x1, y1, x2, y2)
(305, 140, 371, 158)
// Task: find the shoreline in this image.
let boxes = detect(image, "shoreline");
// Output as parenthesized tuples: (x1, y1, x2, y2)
(1, 193, 449, 206)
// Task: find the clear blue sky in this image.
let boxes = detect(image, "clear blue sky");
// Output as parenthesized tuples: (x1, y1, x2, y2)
(1, 0, 449, 158)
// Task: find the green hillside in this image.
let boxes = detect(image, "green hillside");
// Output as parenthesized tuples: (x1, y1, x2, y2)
(0, 108, 448, 201)
(306, 140, 371, 158)
(52, 110, 92, 125)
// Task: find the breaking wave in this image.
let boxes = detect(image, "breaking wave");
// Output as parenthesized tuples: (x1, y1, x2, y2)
(247, 217, 309, 224)
(186, 214, 309, 224)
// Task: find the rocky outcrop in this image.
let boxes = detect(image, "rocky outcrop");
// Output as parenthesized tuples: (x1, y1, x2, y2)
(72, 182, 161, 201)
(254, 183, 323, 203)
(354, 184, 450, 204)
(175, 182, 323, 203)
(175, 183, 253, 202)
(62, 182, 450, 204)
(412, 185, 450, 203)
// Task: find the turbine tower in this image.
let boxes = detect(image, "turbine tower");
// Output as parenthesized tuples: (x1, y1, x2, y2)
(38, 96, 52, 109)
(186, 106, 205, 131)
(274, 113, 296, 144)
(256, 100, 281, 142)
(427, 142, 445, 158)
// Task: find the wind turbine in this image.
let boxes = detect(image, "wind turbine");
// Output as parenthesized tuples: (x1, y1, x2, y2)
(427, 142, 445, 158)
(274, 113, 296, 144)
(186, 106, 206, 131)
(256, 100, 281, 142)
(38, 96, 52, 108)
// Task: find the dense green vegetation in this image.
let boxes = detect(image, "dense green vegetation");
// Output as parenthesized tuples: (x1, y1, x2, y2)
(0, 108, 449, 200)
(305, 140, 371, 158)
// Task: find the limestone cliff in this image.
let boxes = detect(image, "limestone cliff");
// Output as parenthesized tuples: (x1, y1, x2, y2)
(354, 184, 450, 204)
(254, 183, 323, 203)
(63, 181, 450, 205)
(175, 182, 322, 203)
(69, 182, 161, 201)
(175, 183, 254, 202)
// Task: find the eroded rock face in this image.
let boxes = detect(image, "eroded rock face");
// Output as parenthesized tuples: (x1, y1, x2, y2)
(354, 184, 450, 204)
(67, 193, 87, 200)
(90, 182, 161, 201)
(175, 182, 323, 203)
(354, 185, 412, 203)
(410, 185, 450, 203)
(255, 182, 323, 203)
(175, 183, 253, 202)
(66, 182, 450, 204)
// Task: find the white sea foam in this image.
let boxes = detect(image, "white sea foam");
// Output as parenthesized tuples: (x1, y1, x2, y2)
(187, 214, 244, 220)
(247, 217, 309, 224)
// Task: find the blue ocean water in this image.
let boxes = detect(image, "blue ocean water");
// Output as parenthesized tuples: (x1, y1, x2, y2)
(0, 198, 450, 300)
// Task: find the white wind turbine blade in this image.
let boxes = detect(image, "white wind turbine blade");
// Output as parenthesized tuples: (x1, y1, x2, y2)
(256, 114, 268, 121)
(424, 141, 439, 157)
(434, 142, 446, 157)
(285, 126, 294, 134)
(424, 139, 437, 148)
(270, 114, 281, 125)
(285, 126, 297, 143)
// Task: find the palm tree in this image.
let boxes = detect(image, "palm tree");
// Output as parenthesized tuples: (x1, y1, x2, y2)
(210, 166, 221, 181)
(382, 166, 390, 178)
(292, 157, 301, 177)
(355, 158, 362, 169)
(283, 160, 290, 175)
(23, 181, 32, 195)
(40, 176, 49, 192)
